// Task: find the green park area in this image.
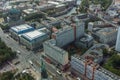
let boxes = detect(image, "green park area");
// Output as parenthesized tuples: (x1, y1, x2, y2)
(0, 71, 35, 80)
(79, 0, 113, 13)
(103, 54, 120, 76)
(0, 38, 16, 65)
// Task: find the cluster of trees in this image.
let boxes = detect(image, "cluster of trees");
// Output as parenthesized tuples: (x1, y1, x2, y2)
(0, 71, 14, 80)
(79, 0, 112, 13)
(0, 23, 9, 31)
(103, 54, 120, 76)
(0, 71, 35, 80)
(0, 38, 16, 65)
(0, 12, 3, 18)
(15, 73, 35, 80)
(24, 13, 46, 21)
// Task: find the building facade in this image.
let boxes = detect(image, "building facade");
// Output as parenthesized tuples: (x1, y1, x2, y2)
(9, 24, 34, 40)
(52, 21, 85, 47)
(92, 28, 117, 46)
(20, 28, 50, 50)
(75, 34, 93, 48)
(43, 39, 69, 67)
(71, 55, 120, 80)
(115, 27, 120, 52)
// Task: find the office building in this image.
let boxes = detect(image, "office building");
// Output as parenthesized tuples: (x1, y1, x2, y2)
(71, 55, 120, 80)
(43, 39, 69, 69)
(10, 24, 34, 40)
(52, 21, 85, 47)
(20, 28, 50, 50)
(75, 34, 93, 48)
(92, 28, 117, 46)
(115, 27, 120, 52)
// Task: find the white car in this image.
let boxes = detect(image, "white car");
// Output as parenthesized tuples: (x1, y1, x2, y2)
(28, 60, 33, 65)
(56, 70, 62, 75)
(76, 77, 81, 80)
(16, 50, 20, 54)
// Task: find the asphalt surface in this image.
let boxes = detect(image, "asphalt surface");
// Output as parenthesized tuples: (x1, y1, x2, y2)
(0, 28, 30, 71)
(0, 28, 67, 80)
(0, 1, 83, 80)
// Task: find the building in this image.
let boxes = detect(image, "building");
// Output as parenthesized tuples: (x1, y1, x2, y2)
(43, 21, 85, 70)
(107, 10, 118, 17)
(10, 24, 34, 40)
(43, 39, 69, 69)
(71, 55, 120, 80)
(81, 44, 108, 63)
(20, 28, 50, 50)
(115, 27, 120, 52)
(22, 8, 38, 16)
(7, 8, 21, 22)
(92, 28, 117, 46)
(52, 21, 85, 47)
(75, 34, 93, 48)
(88, 22, 94, 32)
(87, 21, 108, 32)
(89, 4, 101, 12)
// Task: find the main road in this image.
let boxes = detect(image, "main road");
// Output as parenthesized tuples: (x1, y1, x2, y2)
(0, 27, 68, 80)
(0, 27, 31, 71)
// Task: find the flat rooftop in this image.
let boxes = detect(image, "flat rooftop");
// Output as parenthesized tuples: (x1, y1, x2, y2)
(23, 9, 38, 14)
(80, 34, 93, 42)
(22, 30, 45, 41)
(97, 28, 117, 35)
(11, 24, 34, 34)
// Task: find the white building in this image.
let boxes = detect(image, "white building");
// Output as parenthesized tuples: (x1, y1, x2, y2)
(89, 4, 101, 12)
(88, 22, 94, 31)
(22, 9, 38, 16)
(115, 27, 120, 52)
(20, 28, 50, 50)
(93, 28, 117, 45)
(43, 39, 69, 66)
(107, 10, 118, 17)
(52, 21, 85, 47)
(10, 24, 34, 40)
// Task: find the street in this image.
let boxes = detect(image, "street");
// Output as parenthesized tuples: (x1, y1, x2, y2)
(0, 27, 68, 80)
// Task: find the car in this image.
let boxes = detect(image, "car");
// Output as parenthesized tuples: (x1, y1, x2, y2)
(49, 75, 53, 79)
(16, 50, 20, 54)
(14, 61, 20, 65)
(76, 77, 81, 80)
(56, 70, 62, 75)
(6, 35, 9, 38)
(28, 60, 33, 65)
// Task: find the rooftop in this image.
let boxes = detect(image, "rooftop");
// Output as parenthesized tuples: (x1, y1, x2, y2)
(80, 34, 93, 42)
(11, 24, 34, 34)
(44, 39, 68, 55)
(22, 30, 45, 41)
(23, 9, 38, 14)
(97, 28, 117, 35)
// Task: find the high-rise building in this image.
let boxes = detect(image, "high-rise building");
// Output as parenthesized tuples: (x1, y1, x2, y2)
(115, 27, 120, 52)
(43, 39, 69, 66)
(52, 21, 85, 47)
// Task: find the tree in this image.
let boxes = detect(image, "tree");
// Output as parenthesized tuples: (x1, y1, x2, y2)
(0, 38, 16, 65)
(0, 71, 14, 80)
(15, 73, 35, 80)
(0, 71, 35, 80)
(24, 13, 46, 21)
(112, 55, 120, 68)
